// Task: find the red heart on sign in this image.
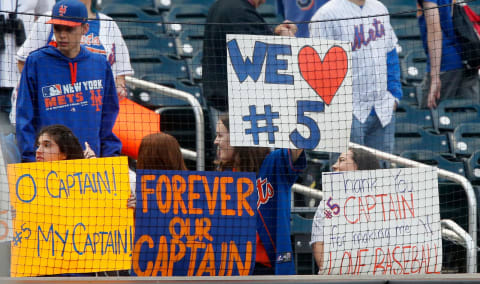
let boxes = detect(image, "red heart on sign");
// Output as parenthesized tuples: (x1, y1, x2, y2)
(298, 45, 348, 105)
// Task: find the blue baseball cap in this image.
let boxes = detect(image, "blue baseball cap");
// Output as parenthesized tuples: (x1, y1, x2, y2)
(47, 0, 88, 27)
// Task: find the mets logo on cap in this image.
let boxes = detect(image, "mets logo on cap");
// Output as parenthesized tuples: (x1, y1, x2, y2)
(47, 0, 88, 26)
(58, 5, 67, 16)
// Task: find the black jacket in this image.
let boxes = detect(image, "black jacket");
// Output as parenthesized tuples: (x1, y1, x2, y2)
(202, 0, 273, 111)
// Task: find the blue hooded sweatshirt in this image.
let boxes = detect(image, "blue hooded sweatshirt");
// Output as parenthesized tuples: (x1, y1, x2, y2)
(16, 45, 122, 162)
(256, 149, 306, 275)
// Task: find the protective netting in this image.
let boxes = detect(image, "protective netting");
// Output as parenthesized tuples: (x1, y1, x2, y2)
(0, 0, 478, 277)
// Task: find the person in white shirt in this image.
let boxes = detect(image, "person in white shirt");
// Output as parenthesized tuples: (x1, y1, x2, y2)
(309, 0, 402, 155)
(0, 0, 54, 133)
(311, 147, 380, 273)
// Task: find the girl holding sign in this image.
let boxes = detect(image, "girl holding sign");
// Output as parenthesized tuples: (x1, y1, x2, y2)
(35, 124, 86, 162)
(214, 114, 306, 275)
(127, 132, 187, 208)
(310, 148, 380, 274)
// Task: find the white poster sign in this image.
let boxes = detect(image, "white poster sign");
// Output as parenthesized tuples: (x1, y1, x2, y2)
(227, 34, 352, 152)
(321, 167, 442, 275)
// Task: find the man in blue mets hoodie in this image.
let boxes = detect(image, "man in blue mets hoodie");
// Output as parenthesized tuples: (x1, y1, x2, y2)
(16, 0, 121, 162)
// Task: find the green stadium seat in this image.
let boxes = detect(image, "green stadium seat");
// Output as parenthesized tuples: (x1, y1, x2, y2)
(400, 50, 427, 85)
(435, 100, 480, 132)
(187, 50, 203, 82)
(125, 32, 179, 58)
(158, 106, 216, 170)
(465, 150, 480, 183)
(116, 20, 166, 38)
(102, 3, 163, 20)
(258, 3, 283, 24)
(394, 123, 450, 155)
(438, 183, 469, 232)
(290, 214, 315, 275)
(400, 85, 420, 106)
(138, 74, 205, 107)
(451, 123, 480, 157)
(101, 0, 155, 10)
(400, 150, 466, 177)
(164, 0, 215, 6)
(178, 29, 204, 58)
(395, 102, 433, 128)
(163, 5, 209, 34)
(396, 39, 423, 60)
(130, 55, 190, 80)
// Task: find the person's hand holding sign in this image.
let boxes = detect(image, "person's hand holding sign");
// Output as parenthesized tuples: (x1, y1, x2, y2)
(274, 20, 298, 37)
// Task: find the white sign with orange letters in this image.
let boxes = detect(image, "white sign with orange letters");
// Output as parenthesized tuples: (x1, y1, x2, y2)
(321, 167, 442, 275)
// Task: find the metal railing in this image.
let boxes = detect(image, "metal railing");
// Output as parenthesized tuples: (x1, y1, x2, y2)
(349, 142, 477, 273)
(125, 76, 205, 170)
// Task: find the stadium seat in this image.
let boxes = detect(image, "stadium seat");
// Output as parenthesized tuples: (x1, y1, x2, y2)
(438, 182, 469, 232)
(465, 150, 480, 183)
(290, 214, 315, 275)
(117, 21, 166, 38)
(295, 151, 330, 208)
(157, 106, 216, 170)
(400, 50, 427, 85)
(396, 39, 423, 60)
(451, 123, 480, 157)
(380, 2, 417, 15)
(177, 29, 204, 58)
(257, 3, 284, 24)
(395, 102, 434, 128)
(435, 100, 480, 132)
(138, 74, 205, 107)
(124, 32, 179, 59)
(163, 5, 209, 34)
(101, 0, 155, 10)
(167, 0, 216, 6)
(394, 123, 450, 155)
(400, 85, 420, 106)
(187, 50, 203, 82)
(400, 150, 466, 177)
(101, 3, 163, 20)
(130, 54, 190, 80)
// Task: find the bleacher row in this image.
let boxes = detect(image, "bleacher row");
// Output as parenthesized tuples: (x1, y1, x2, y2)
(97, 0, 480, 273)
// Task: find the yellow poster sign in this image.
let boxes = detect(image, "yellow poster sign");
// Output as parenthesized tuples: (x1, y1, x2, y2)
(7, 157, 134, 277)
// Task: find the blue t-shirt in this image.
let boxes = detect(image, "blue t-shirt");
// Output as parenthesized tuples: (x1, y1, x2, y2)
(277, 0, 329, 37)
(417, 0, 463, 72)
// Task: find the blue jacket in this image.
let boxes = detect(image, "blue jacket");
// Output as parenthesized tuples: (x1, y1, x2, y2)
(256, 149, 306, 275)
(16, 45, 122, 162)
